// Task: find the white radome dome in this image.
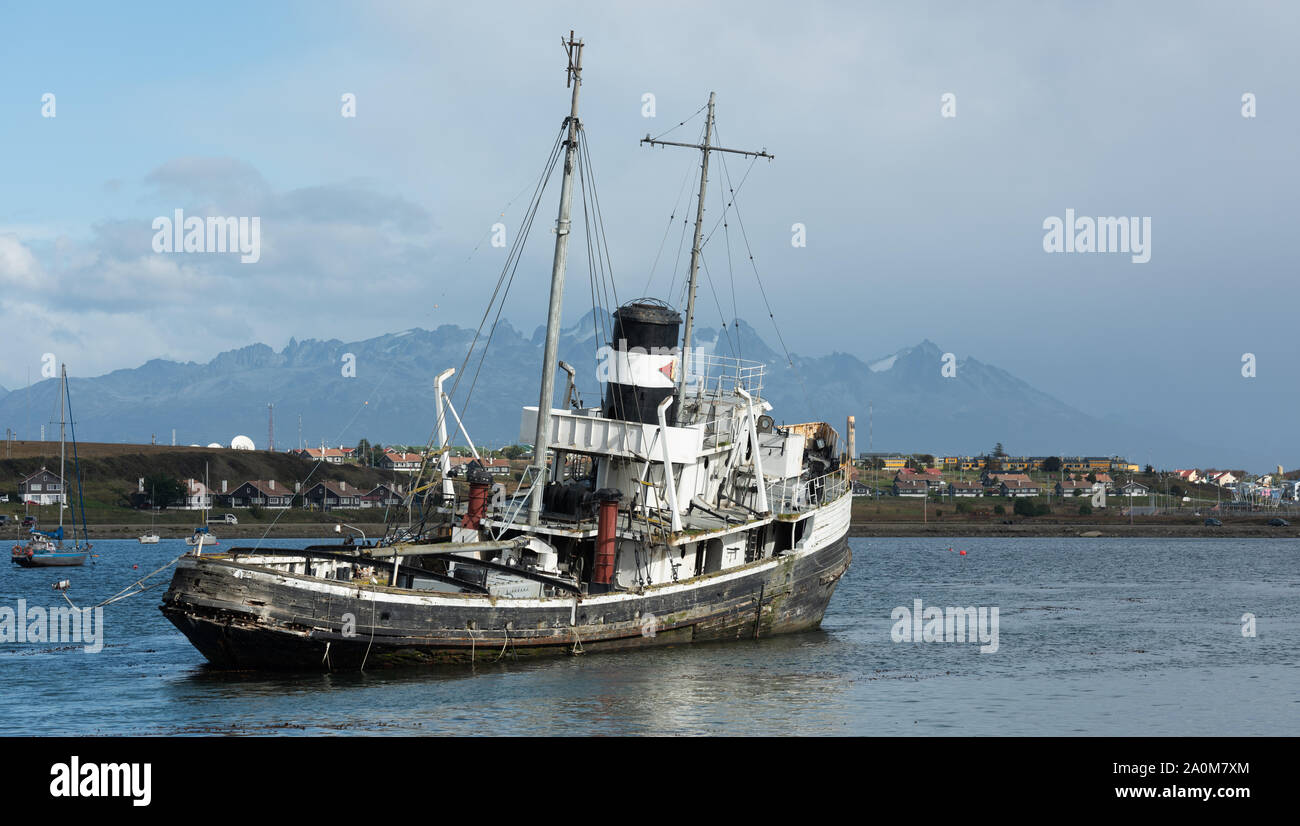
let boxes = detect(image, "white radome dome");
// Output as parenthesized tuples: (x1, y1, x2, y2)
(230, 435, 256, 450)
(207, 442, 223, 448)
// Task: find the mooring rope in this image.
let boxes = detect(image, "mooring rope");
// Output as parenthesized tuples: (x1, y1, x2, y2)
(57, 553, 186, 612)
(359, 577, 378, 672)
(493, 626, 515, 662)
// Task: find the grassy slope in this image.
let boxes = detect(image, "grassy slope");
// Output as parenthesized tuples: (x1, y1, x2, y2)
(0, 441, 403, 525)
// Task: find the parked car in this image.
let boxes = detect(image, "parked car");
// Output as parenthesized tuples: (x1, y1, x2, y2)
(0, 494, 9, 502)
(1268, 518, 1289, 527)
(21, 515, 36, 528)
(1204, 518, 1222, 526)
(207, 513, 238, 525)
(0, 515, 7, 525)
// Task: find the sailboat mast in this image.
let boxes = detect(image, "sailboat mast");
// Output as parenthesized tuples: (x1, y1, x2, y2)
(679, 92, 715, 404)
(528, 31, 583, 527)
(58, 365, 66, 535)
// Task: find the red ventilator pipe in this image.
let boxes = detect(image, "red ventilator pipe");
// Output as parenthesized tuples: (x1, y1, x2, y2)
(462, 465, 492, 529)
(592, 489, 623, 585)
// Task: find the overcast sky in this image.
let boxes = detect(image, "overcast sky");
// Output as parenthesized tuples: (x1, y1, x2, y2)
(1, 1, 1297, 465)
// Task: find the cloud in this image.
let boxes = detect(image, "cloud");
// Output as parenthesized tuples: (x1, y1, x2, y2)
(143, 157, 272, 208)
(0, 159, 441, 388)
(0, 235, 46, 289)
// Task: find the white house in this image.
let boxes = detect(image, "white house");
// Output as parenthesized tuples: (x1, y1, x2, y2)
(1055, 480, 1093, 498)
(1000, 480, 1041, 498)
(1206, 471, 1238, 487)
(380, 450, 424, 473)
(181, 479, 214, 510)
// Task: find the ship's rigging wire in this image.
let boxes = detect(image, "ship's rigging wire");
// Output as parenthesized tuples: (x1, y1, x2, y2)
(641, 153, 699, 298)
(668, 201, 693, 311)
(246, 352, 416, 550)
(451, 126, 568, 421)
(698, 252, 738, 358)
(723, 192, 741, 361)
(461, 178, 544, 266)
(223, 131, 568, 551)
(380, 101, 805, 542)
(665, 117, 710, 306)
(645, 100, 709, 143)
(577, 127, 621, 350)
(712, 130, 810, 403)
(385, 126, 567, 539)
(387, 115, 640, 539)
(576, 126, 632, 423)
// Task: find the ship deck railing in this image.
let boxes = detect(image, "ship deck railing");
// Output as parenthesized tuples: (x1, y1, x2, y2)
(683, 352, 765, 399)
(767, 466, 850, 514)
(689, 414, 741, 451)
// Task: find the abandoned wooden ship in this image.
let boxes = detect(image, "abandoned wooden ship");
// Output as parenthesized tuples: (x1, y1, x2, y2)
(159, 34, 853, 670)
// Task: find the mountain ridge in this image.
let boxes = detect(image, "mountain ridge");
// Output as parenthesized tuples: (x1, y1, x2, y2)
(0, 319, 1232, 468)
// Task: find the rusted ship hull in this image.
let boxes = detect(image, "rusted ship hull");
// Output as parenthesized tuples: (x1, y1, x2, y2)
(159, 535, 852, 670)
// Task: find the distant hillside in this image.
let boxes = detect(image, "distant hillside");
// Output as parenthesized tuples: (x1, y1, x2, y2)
(0, 444, 396, 510)
(0, 315, 1233, 468)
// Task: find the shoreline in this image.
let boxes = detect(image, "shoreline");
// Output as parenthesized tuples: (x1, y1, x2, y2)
(10, 521, 1296, 540)
(5, 523, 393, 540)
(848, 521, 1300, 538)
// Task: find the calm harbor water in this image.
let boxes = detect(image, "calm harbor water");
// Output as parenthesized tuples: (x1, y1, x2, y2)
(2, 536, 1295, 736)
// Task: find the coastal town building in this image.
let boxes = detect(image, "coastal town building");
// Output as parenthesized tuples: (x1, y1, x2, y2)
(895, 467, 944, 490)
(999, 479, 1041, 497)
(859, 452, 908, 470)
(292, 447, 356, 464)
(361, 483, 404, 508)
(225, 480, 293, 509)
(1055, 480, 1093, 497)
(447, 456, 512, 476)
(179, 478, 214, 510)
(1205, 471, 1239, 487)
(380, 449, 424, 473)
(18, 468, 65, 506)
(301, 480, 365, 510)
(859, 452, 1138, 475)
(892, 478, 928, 498)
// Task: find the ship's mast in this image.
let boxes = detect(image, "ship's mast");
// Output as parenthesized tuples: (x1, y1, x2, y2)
(679, 93, 713, 403)
(528, 31, 584, 527)
(641, 95, 772, 406)
(58, 364, 66, 539)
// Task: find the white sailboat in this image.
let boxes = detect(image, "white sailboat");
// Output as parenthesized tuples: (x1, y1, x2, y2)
(139, 491, 160, 544)
(185, 464, 218, 549)
(11, 366, 93, 567)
